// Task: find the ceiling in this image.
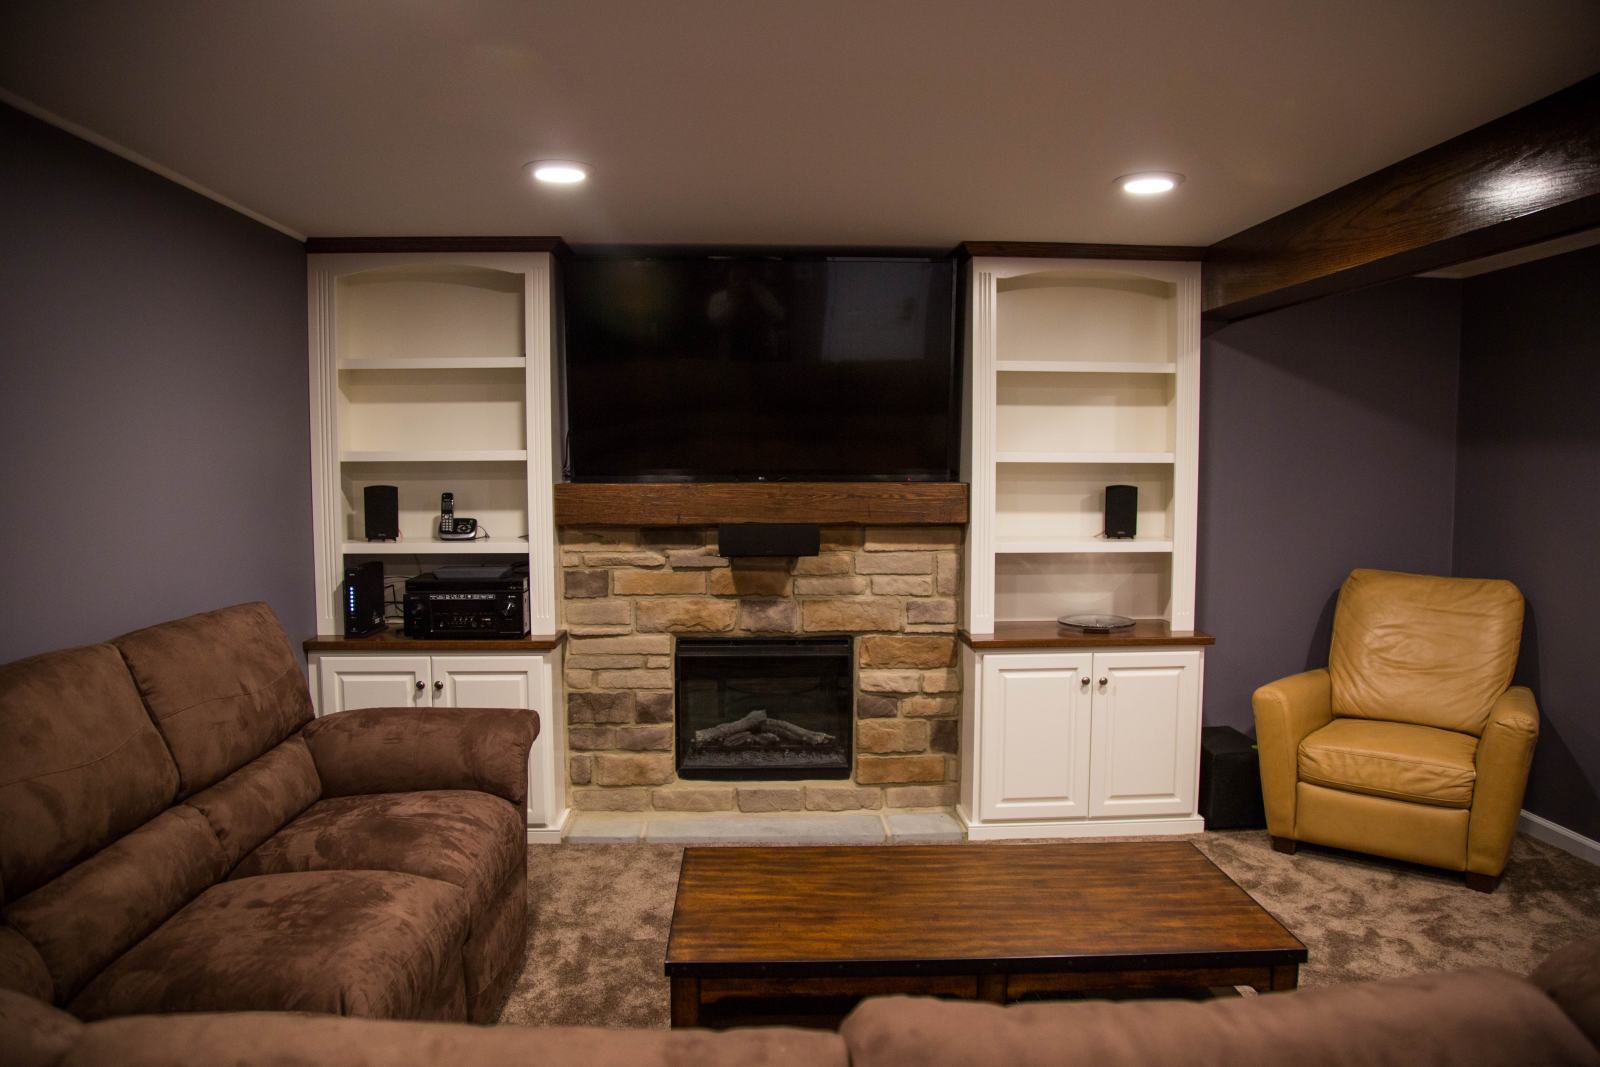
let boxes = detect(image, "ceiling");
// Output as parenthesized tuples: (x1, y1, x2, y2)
(2, 1, 1597, 247)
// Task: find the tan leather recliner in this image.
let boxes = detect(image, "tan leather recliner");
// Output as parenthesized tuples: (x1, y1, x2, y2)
(1253, 568, 1538, 892)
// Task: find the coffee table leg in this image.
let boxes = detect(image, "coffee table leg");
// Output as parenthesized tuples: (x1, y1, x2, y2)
(1270, 965, 1298, 992)
(671, 977, 701, 1028)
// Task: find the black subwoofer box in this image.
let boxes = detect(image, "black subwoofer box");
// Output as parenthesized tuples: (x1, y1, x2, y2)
(1198, 726, 1267, 830)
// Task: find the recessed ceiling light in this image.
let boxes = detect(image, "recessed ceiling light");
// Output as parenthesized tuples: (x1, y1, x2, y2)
(1118, 172, 1184, 196)
(527, 160, 589, 185)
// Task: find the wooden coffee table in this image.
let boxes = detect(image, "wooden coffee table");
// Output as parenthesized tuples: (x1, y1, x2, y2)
(665, 841, 1305, 1028)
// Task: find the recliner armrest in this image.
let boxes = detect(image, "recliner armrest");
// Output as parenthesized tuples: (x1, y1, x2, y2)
(301, 706, 539, 808)
(1252, 669, 1334, 839)
(1467, 686, 1539, 878)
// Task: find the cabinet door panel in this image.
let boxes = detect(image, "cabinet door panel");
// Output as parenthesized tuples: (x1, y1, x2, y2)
(436, 656, 540, 710)
(317, 655, 431, 715)
(979, 653, 1093, 821)
(1089, 650, 1200, 817)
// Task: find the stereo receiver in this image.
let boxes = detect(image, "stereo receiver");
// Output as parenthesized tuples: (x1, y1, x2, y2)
(403, 568, 529, 639)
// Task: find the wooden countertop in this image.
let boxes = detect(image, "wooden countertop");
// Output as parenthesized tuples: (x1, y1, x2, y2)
(304, 627, 566, 654)
(960, 619, 1215, 650)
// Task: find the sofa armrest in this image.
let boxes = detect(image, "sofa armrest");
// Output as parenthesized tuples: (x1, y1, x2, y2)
(1252, 669, 1334, 839)
(1467, 686, 1538, 878)
(301, 706, 539, 808)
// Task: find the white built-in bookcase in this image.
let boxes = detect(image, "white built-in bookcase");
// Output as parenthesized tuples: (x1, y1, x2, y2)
(963, 258, 1202, 634)
(306, 254, 561, 638)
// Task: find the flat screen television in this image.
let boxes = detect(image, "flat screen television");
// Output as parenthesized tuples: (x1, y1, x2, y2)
(561, 253, 959, 481)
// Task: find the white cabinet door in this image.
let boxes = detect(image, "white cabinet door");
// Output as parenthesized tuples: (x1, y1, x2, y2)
(979, 652, 1093, 821)
(1089, 650, 1201, 818)
(436, 656, 539, 710)
(316, 655, 432, 716)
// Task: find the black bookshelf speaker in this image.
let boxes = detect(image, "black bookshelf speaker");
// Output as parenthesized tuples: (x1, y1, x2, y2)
(1104, 484, 1137, 540)
(364, 485, 399, 541)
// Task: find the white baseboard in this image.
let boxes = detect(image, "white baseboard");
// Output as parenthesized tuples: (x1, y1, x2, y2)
(1519, 809, 1600, 866)
(526, 807, 573, 845)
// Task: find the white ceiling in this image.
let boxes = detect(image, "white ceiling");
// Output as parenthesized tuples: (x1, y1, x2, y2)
(2, 1, 1597, 247)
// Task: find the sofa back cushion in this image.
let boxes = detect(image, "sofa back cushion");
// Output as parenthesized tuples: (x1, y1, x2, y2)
(841, 970, 1598, 1067)
(1328, 568, 1524, 735)
(112, 603, 313, 797)
(0, 645, 180, 903)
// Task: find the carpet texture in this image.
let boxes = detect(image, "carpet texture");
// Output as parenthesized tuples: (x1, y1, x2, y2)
(498, 831, 1600, 1030)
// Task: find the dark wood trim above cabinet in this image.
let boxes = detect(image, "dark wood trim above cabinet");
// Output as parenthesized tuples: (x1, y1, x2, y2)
(303, 628, 566, 653)
(1203, 74, 1600, 321)
(304, 236, 571, 256)
(957, 241, 1205, 261)
(960, 620, 1215, 649)
(554, 482, 969, 527)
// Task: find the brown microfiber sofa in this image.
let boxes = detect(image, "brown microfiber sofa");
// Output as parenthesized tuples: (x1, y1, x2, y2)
(4, 940, 1598, 1066)
(0, 602, 537, 1023)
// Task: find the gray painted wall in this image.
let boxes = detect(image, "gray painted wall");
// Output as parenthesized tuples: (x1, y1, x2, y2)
(1455, 245, 1600, 840)
(0, 105, 313, 662)
(1196, 279, 1463, 732)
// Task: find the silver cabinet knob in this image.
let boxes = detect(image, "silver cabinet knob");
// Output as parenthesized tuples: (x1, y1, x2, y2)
(434, 680, 444, 691)
(414, 680, 425, 691)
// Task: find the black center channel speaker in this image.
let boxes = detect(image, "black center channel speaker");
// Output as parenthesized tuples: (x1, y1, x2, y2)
(364, 484, 399, 541)
(717, 524, 821, 558)
(1104, 484, 1137, 540)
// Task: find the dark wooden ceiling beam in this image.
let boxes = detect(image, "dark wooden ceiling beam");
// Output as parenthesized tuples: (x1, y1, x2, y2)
(1203, 74, 1600, 321)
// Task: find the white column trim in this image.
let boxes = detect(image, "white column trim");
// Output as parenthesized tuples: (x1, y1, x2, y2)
(964, 268, 997, 634)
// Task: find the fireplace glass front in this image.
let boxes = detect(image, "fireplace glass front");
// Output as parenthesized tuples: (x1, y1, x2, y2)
(674, 636, 853, 780)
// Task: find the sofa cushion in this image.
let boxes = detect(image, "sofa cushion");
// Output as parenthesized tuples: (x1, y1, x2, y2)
(0, 644, 180, 903)
(70, 870, 469, 1021)
(112, 603, 314, 797)
(63, 1011, 849, 1067)
(1298, 718, 1478, 808)
(1533, 936, 1600, 1049)
(0, 926, 50, 1001)
(184, 735, 321, 868)
(1329, 568, 1523, 736)
(840, 969, 1599, 1067)
(229, 790, 523, 927)
(0, 988, 81, 1067)
(4, 806, 227, 1005)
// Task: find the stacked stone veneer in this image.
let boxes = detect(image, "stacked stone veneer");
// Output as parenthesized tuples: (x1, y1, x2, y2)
(561, 525, 962, 813)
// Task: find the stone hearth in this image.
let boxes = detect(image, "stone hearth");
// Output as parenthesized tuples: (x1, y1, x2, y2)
(560, 524, 962, 813)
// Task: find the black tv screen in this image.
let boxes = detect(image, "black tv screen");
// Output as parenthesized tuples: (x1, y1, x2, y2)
(561, 254, 959, 481)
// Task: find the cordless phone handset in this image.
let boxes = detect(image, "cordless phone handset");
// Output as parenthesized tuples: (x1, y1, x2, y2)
(439, 492, 455, 535)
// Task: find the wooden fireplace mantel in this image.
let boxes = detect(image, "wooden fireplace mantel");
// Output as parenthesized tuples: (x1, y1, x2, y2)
(553, 482, 969, 527)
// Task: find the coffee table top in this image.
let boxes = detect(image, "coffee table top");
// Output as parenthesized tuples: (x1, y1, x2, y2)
(666, 841, 1306, 978)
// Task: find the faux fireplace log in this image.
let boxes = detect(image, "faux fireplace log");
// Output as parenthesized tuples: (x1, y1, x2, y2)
(691, 709, 835, 747)
(693, 710, 768, 745)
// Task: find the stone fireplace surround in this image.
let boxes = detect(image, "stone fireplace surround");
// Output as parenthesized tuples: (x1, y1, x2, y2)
(561, 524, 962, 814)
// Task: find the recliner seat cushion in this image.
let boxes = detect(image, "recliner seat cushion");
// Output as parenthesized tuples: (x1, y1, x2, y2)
(228, 790, 523, 927)
(69, 870, 469, 1021)
(1298, 718, 1478, 808)
(1328, 568, 1523, 735)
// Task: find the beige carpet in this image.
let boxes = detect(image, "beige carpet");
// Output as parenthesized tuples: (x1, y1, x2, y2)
(498, 831, 1600, 1030)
